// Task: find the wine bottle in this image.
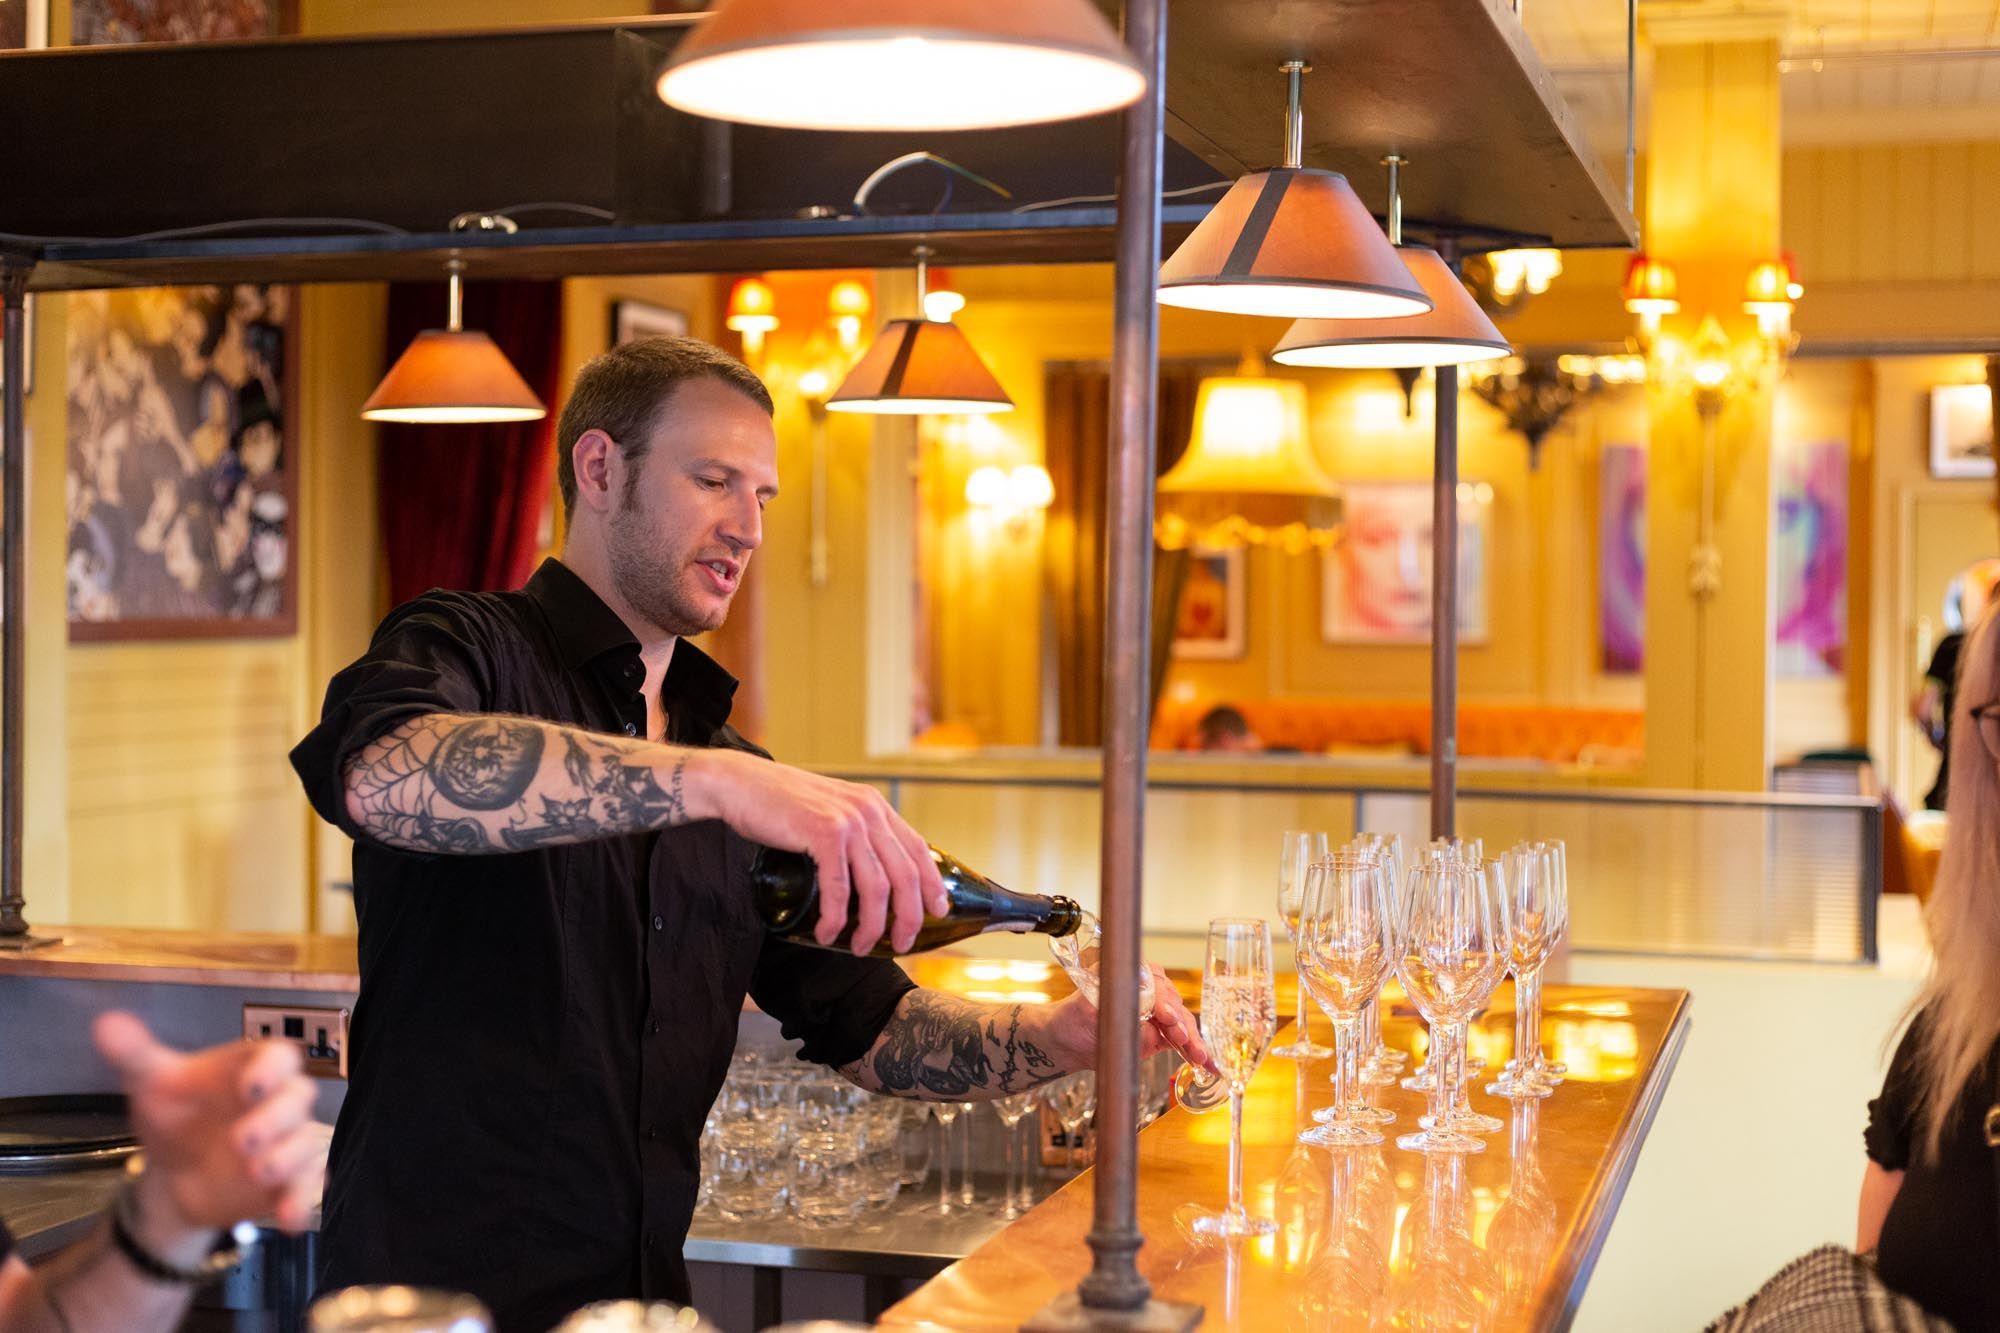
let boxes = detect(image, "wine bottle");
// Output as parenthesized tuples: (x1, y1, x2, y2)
(749, 844, 1082, 957)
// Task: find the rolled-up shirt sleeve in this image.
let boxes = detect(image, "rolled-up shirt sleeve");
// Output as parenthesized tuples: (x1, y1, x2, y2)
(289, 595, 495, 843)
(750, 938, 916, 1069)
(1864, 1014, 1925, 1172)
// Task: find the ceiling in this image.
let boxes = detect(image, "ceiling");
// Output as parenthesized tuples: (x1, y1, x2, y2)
(1526, 0, 2000, 153)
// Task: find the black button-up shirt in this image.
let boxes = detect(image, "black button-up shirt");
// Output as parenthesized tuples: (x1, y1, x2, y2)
(290, 559, 914, 1332)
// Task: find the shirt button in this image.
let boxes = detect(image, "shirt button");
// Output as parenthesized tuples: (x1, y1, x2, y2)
(644, 1229, 658, 1248)
(623, 721, 639, 737)
(644, 1126, 658, 1142)
(648, 1020, 661, 1036)
(652, 915, 664, 932)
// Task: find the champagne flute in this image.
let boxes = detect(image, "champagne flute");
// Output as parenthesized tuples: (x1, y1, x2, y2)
(992, 1093, 1039, 1219)
(1424, 859, 1509, 1136)
(1190, 918, 1278, 1238)
(1395, 862, 1507, 1154)
(1271, 831, 1333, 1061)
(1296, 855, 1398, 1146)
(1489, 843, 1564, 1099)
(1354, 833, 1409, 1083)
(925, 1102, 960, 1214)
(1047, 1072, 1096, 1172)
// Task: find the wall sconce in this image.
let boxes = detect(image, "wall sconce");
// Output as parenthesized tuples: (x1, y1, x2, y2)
(966, 463, 1054, 536)
(1621, 254, 1680, 337)
(726, 277, 780, 362)
(1464, 247, 1564, 315)
(827, 280, 871, 353)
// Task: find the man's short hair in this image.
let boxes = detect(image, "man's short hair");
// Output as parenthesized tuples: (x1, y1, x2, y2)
(555, 336, 774, 520)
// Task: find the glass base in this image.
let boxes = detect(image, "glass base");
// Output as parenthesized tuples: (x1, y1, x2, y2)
(1314, 1103, 1394, 1126)
(1422, 1108, 1505, 1134)
(1271, 1039, 1334, 1062)
(1189, 1208, 1279, 1238)
(1400, 1068, 1435, 1092)
(1486, 1073, 1555, 1100)
(1396, 1127, 1486, 1155)
(1299, 1120, 1384, 1147)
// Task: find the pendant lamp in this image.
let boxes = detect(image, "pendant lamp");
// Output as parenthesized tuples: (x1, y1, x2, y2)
(1154, 356, 1339, 552)
(827, 249, 1012, 415)
(1270, 157, 1512, 370)
(655, 0, 1146, 132)
(1157, 62, 1431, 321)
(361, 259, 547, 424)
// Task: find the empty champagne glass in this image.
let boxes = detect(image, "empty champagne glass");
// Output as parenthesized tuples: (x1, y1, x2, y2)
(1190, 918, 1278, 1237)
(1295, 854, 1398, 1147)
(993, 1092, 1040, 1218)
(1489, 842, 1567, 1099)
(924, 1102, 961, 1214)
(1354, 833, 1409, 1084)
(1395, 861, 1507, 1155)
(1047, 1072, 1097, 1172)
(955, 1101, 977, 1205)
(1271, 831, 1333, 1061)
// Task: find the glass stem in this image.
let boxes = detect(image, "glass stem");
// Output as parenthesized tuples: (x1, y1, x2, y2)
(1451, 1022, 1471, 1114)
(1296, 972, 1312, 1047)
(1330, 1015, 1356, 1122)
(960, 1115, 974, 1204)
(937, 1117, 952, 1212)
(1000, 1118, 1017, 1217)
(1227, 1085, 1246, 1222)
(1519, 967, 1543, 1075)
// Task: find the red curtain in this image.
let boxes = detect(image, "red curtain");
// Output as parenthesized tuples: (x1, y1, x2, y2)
(376, 279, 563, 605)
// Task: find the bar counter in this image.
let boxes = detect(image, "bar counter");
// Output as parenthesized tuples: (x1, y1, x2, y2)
(882, 983, 1690, 1332)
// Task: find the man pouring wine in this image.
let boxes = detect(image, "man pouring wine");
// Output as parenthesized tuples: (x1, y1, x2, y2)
(291, 336, 1210, 1332)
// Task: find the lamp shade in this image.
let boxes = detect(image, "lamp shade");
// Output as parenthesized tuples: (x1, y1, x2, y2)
(826, 319, 1013, 415)
(1157, 168, 1432, 320)
(361, 330, 547, 424)
(1270, 247, 1512, 369)
(655, 0, 1146, 132)
(1159, 375, 1333, 497)
(1622, 253, 1679, 316)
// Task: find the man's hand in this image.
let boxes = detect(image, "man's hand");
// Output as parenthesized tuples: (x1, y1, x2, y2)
(1044, 963, 1217, 1076)
(94, 1013, 329, 1264)
(690, 749, 947, 955)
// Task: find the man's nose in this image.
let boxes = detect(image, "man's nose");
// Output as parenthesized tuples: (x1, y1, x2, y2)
(721, 492, 763, 552)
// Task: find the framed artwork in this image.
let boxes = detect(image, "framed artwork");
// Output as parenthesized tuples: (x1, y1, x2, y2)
(611, 300, 690, 347)
(66, 285, 297, 640)
(1929, 384, 1994, 479)
(0, 0, 49, 50)
(1773, 439, 1848, 677)
(71, 0, 287, 45)
(1599, 443, 1645, 674)
(1172, 546, 1246, 660)
(1321, 480, 1489, 645)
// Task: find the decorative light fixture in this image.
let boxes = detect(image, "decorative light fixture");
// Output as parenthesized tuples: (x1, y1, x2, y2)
(725, 277, 780, 361)
(1485, 248, 1563, 302)
(1155, 358, 1338, 552)
(1156, 63, 1431, 321)
(361, 256, 546, 424)
(827, 248, 1012, 415)
(826, 279, 871, 352)
(1742, 257, 1800, 340)
(655, 0, 1146, 132)
(1271, 157, 1511, 370)
(1621, 253, 1680, 333)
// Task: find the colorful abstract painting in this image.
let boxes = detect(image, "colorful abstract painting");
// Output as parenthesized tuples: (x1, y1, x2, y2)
(1599, 444, 1645, 674)
(71, 0, 280, 45)
(1773, 439, 1848, 677)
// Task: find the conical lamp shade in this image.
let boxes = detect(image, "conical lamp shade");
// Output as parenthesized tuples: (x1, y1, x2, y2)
(826, 319, 1014, 415)
(1270, 247, 1512, 369)
(656, 0, 1145, 132)
(1159, 375, 1334, 497)
(361, 330, 547, 424)
(1158, 168, 1433, 320)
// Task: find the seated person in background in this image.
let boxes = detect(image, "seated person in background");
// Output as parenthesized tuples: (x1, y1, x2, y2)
(1911, 561, 2000, 811)
(1858, 604, 2000, 1330)
(1195, 704, 1263, 753)
(0, 1013, 327, 1333)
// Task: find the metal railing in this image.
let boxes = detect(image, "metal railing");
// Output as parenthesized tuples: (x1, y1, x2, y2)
(830, 766, 1882, 964)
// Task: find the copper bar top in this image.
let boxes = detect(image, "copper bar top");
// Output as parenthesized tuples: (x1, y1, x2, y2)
(882, 983, 1691, 1332)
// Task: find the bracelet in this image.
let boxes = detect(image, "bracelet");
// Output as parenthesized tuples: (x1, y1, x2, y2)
(109, 1180, 254, 1285)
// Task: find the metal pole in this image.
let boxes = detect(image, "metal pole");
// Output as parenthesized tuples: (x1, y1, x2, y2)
(1626, 0, 1638, 220)
(0, 261, 37, 944)
(1429, 240, 1461, 842)
(1078, 0, 1163, 1312)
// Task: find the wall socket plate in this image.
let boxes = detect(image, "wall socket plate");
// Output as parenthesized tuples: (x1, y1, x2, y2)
(242, 1004, 349, 1079)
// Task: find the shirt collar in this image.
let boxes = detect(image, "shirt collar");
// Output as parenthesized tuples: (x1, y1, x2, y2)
(524, 558, 740, 742)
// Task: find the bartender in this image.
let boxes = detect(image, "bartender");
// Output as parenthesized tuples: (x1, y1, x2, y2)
(291, 336, 1209, 1332)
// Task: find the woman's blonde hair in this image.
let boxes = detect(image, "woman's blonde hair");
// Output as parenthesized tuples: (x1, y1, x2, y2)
(1908, 603, 2000, 1160)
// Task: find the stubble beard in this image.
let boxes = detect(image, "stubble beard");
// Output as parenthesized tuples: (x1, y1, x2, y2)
(608, 499, 728, 639)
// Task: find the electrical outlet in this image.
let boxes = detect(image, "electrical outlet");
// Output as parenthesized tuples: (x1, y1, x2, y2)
(242, 1004, 349, 1079)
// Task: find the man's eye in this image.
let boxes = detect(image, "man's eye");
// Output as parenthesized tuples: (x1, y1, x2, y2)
(697, 476, 725, 490)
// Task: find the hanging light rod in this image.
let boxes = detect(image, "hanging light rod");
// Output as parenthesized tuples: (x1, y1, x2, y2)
(1156, 62, 1431, 320)
(1270, 155, 1513, 369)
(655, 0, 1146, 133)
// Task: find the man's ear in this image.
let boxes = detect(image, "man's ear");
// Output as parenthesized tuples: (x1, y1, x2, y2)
(571, 430, 618, 515)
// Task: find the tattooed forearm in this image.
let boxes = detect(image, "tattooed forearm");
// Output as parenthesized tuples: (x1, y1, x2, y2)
(838, 990, 1069, 1100)
(342, 712, 694, 854)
